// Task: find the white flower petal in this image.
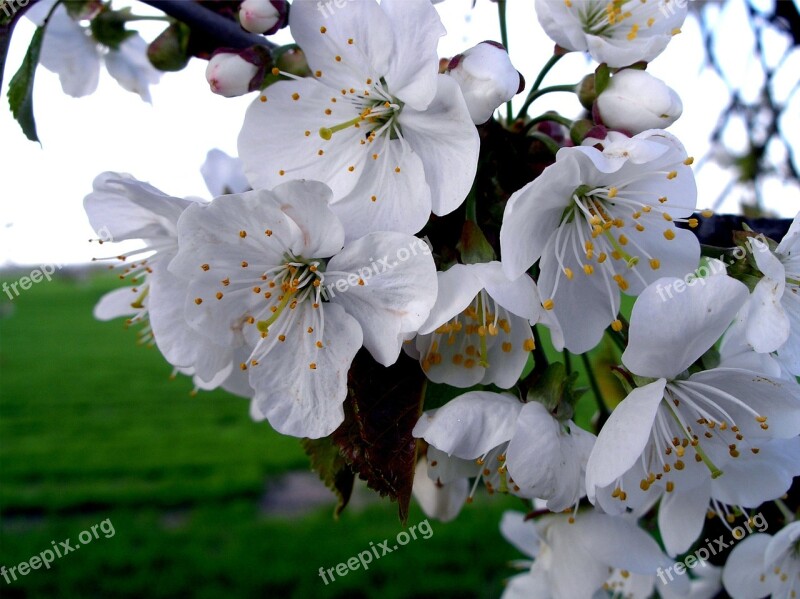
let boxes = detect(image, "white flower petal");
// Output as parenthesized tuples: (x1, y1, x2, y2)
(289, 0, 393, 91)
(500, 152, 580, 280)
(412, 457, 468, 522)
(472, 262, 544, 322)
(776, 211, 800, 255)
(412, 391, 521, 459)
(93, 286, 141, 321)
(506, 403, 594, 511)
(84, 172, 191, 241)
(238, 78, 368, 198)
(248, 302, 362, 438)
(574, 512, 671, 575)
(329, 137, 432, 240)
(722, 533, 773, 599)
(200, 149, 250, 197)
(684, 368, 800, 439)
(271, 180, 345, 258)
(36, 6, 101, 97)
(380, 0, 445, 109)
(418, 264, 485, 334)
(586, 379, 667, 500)
(482, 311, 534, 389)
(397, 75, 479, 217)
(499, 511, 541, 559)
(501, 572, 551, 599)
(658, 480, 711, 556)
(148, 266, 233, 379)
(537, 222, 619, 354)
(326, 232, 437, 365)
(710, 437, 800, 507)
(765, 521, 800, 569)
(104, 34, 161, 103)
(623, 272, 748, 379)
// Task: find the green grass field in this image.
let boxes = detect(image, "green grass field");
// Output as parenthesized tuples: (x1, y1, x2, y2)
(0, 272, 523, 599)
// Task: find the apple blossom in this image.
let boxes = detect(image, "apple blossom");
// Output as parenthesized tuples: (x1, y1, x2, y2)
(737, 211, 800, 375)
(499, 510, 682, 599)
(26, 0, 161, 101)
(585, 267, 800, 554)
(596, 69, 683, 134)
(83, 173, 236, 385)
(412, 262, 557, 388)
(500, 129, 700, 353)
(168, 180, 437, 438)
(413, 391, 596, 511)
(238, 0, 479, 240)
(446, 41, 523, 124)
(722, 520, 800, 599)
(535, 0, 689, 68)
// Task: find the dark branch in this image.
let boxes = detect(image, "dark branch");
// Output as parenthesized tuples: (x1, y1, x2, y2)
(140, 0, 276, 52)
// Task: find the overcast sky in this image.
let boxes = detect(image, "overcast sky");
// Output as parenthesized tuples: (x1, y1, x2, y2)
(0, 0, 797, 267)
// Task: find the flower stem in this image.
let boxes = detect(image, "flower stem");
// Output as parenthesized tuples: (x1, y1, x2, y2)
(516, 54, 564, 119)
(517, 84, 577, 119)
(496, 0, 512, 123)
(529, 131, 560, 155)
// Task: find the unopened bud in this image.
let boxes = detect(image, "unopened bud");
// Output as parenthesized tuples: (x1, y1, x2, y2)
(596, 69, 682, 134)
(576, 74, 596, 110)
(446, 41, 523, 125)
(205, 51, 260, 97)
(238, 0, 288, 35)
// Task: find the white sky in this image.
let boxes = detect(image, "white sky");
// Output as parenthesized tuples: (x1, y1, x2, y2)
(0, 0, 797, 267)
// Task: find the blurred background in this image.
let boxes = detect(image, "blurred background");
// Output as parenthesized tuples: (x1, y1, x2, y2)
(1, 0, 798, 597)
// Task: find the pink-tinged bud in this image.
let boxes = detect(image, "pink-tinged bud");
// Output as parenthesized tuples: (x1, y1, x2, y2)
(595, 69, 683, 134)
(446, 41, 523, 125)
(205, 51, 259, 97)
(238, 0, 287, 35)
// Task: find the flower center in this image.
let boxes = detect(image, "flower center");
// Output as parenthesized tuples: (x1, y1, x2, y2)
(255, 256, 325, 336)
(319, 98, 402, 141)
(541, 156, 703, 329)
(421, 291, 535, 375)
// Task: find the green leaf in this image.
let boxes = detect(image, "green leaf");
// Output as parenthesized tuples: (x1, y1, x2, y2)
(89, 7, 135, 50)
(332, 350, 427, 524)
(7, 25, 44, 143)
(302, 436, 355, 518)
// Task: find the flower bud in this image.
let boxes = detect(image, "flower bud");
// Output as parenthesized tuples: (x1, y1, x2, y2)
(595, 69, 683, 134)
(205, 51, 259, 97)
(446, 41, 523, 125)
(238, 0, 287, 35)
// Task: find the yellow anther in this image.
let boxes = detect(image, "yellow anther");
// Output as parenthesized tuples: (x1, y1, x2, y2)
(543, 299, 555, 310)
(663, 229, 676, 240)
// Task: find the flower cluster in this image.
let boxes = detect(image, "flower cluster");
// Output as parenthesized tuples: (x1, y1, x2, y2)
(68, 1, 799, 597)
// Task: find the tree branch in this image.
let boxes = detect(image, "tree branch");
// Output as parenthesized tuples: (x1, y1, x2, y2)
(140, 0, 276, 52)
